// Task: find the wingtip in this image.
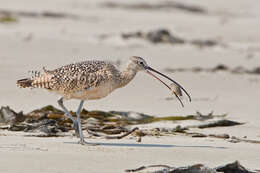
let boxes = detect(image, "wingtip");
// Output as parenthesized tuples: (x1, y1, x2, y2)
(16, 78, 33, 88)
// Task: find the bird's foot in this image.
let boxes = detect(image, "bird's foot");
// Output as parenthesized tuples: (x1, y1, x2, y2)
(78, 139, 99, 146)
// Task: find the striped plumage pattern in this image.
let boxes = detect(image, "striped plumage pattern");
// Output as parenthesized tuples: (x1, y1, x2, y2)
(17, 60, 122, 99)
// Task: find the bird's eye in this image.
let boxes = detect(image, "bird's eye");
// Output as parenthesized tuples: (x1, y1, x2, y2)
(139, 61, 144, 65)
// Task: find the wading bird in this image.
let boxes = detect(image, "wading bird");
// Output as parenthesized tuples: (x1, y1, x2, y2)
(17, 56, 191, 145)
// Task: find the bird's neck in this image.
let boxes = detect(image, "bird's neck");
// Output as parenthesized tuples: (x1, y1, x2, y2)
(117, 62, 138, 88)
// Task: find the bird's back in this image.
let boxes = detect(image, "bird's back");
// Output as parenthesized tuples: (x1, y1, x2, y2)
(49, 60, 109, 91)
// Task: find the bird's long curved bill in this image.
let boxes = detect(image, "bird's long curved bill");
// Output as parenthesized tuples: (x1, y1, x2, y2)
(146, 66, 191, 107)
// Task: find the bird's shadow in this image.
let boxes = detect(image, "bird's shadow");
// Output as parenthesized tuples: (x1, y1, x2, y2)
(64, 141, 227, 149)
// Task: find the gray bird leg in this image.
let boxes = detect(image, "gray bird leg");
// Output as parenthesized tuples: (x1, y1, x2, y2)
(75, 100, 97, 145)
(57, 97, 79, 137)
(76, 100, 86, 144)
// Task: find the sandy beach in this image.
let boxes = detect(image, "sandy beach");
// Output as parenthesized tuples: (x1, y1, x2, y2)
(0, 0, 260, 172)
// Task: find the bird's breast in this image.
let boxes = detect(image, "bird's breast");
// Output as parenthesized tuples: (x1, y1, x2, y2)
(67, 81, 115, 100)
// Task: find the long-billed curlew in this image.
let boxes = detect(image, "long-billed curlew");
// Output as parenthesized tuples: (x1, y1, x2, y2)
(17, 56, 191, 145)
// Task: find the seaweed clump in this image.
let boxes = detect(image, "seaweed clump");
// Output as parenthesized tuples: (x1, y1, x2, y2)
(0, 106, 247, 142)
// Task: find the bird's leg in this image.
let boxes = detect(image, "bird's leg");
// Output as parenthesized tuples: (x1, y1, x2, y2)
(57, 97, 79, 137)
(76, 100, 97, 145)
(76, 100, 86, 144)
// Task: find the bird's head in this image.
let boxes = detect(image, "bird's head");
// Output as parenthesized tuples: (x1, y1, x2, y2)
(130, 56, 149, 71)
(129, 56, 191, 107)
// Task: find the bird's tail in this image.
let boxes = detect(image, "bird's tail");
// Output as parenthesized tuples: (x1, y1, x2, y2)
(16, 78, 33, 88)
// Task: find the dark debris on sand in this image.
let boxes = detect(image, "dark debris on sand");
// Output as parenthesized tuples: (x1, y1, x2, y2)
(125, 161, 258, 173)
(120, 28, 225, 48)
(197, 120, 243, 129)
(0, 9, 78, 21)
(122, 29, 186, 45)
(1, 106, 259, 144)
(165, 64, 260, 76)
(101, 1, 207, 14)
(121, 29, 222, 48)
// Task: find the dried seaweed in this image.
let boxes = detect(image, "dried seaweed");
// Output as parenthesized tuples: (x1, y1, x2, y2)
(125, 163, 215, 173)
(164, 65, 260, 75)
(197, 120, 243, 129)
(0, 106, 246, 143)
(125, 164, 173, 173)
(0, 9, 78, 20)
(209, 134, 230, 139)
(0, 106, 25, 124)
(87, 127, 139, 139)
(120, 29, 220, 48)
(0, 106, 231, 128)
(228, 136, 260, 144)
(216, 161, 256, 173)
(125, 161, 257, 173)
(101, 2, 207, 14)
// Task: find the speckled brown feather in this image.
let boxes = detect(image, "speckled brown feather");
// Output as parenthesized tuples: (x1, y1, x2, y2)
(47, 61, 119, 92)
(17, 60, 125, 99)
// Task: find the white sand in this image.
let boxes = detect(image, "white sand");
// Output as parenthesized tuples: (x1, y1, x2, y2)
(0, 0, 260, 172)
